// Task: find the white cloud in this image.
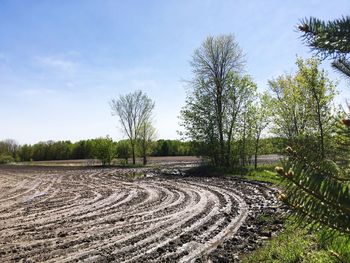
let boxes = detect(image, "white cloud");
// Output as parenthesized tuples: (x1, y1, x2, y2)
(35, 55, 77, 73)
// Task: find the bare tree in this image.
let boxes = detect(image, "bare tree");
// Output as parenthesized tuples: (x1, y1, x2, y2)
(110, 90, 155, 165)
(268, 58, 336, 159)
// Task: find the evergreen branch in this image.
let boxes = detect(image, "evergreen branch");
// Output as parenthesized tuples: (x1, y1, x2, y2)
(280, 193, 350, 234)
(287, 149, 350, 182)
(332, 59, 350, 79)
(298, 16, 350, 59)
(279, 168, 350, 215)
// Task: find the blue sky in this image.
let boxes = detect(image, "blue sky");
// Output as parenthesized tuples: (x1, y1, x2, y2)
(0, 0, 349, 144)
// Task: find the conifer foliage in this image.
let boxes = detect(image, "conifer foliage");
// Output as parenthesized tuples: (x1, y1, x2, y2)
(299, 16, 350, 78)
(276, 147, 350, 234)
(275, 17, 350, 239)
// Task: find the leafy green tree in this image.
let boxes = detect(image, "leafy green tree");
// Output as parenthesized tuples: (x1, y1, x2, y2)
(259, 137, 286, 155)
(71, 140, 95, 159)
(295, 57, 337, 158)
(269, 74, 308, 141)
(32, 142, 47, 161)
(93, 136, 115, 166)
(0, 139, 20, 159)
(18, 144, 32, 161)
(116, 140, 130, 164)
(159, 140, 170, 156)
(0, 154, 14, 164)
(152, 140, 194, 156)
(180, 35, 256, 167)
(251, 93, 272, 168)
(110, 90, 155, 165)
(138, 121, 156, 165)
(50, 141, 72, 160)
(232, 98, 255, 168)
(227, 75, 257, 167)
(269, 57, 337, 160)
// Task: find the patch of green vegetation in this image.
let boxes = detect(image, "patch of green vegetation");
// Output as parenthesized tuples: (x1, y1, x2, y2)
(240, 164, 350, 263)
(242, 219, 350, 263)
(0, 154, 15, 164)
(317, 232, 350, 263)
(245, 166, 282, 185)
(186, 164, 282, 185)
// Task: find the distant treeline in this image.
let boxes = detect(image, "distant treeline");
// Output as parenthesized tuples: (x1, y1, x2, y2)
(0, 137, 283, 163)
(0, 139, 195, 162)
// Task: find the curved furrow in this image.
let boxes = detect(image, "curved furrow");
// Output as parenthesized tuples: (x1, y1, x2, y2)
(0, 166, 280, 263)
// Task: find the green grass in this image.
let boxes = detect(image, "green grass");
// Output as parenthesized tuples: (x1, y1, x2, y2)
(245, 165, 282, 185)
(186, 163, 282, 181)
(241, 220, 348, 263)
(240, 165, 350, 263)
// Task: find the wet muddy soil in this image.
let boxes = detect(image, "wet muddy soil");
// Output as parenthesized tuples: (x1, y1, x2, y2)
(0, 164, 284, 262)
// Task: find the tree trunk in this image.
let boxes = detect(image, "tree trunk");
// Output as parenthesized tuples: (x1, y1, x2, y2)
(131, 143, 136, 165)
(226, 120, 235, 168)
(254, 136, 260, 169)
(319, 122, 325, 159)
(142, 142, 147, 165)
(312, 87, 325, 159)
(217, 87, 225, 167)
(226, 140, 231, 168)
(316, 100, 325, 159)
(241, 115, 246, 168)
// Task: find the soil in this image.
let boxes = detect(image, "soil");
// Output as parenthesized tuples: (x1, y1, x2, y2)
(0, 162, 285, 263)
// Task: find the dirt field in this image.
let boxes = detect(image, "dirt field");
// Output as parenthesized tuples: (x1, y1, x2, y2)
(0, 163, 282, 263)
(18, 156, 204, 167)
(17, 155, 280, 167)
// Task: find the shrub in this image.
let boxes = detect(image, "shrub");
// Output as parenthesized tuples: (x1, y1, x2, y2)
(0, 154, 15, 164)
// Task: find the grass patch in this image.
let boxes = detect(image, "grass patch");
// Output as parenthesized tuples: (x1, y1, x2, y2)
(186, 163, 283, 185)
(245, 167, 282, 185)
(242, 219, 350, 263)
(240, 164, 350, 263)
(182, 162, 286, 194)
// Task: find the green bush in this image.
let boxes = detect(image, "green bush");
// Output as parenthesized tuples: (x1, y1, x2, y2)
(92, 136, 115, 166)
(0, 154, 15, 164)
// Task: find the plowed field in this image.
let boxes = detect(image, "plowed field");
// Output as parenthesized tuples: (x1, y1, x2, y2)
(0, 165, 281, 262)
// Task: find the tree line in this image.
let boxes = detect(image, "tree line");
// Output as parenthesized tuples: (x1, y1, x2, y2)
(0, 138, 197, 164)
(0, 137, 282, 164)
